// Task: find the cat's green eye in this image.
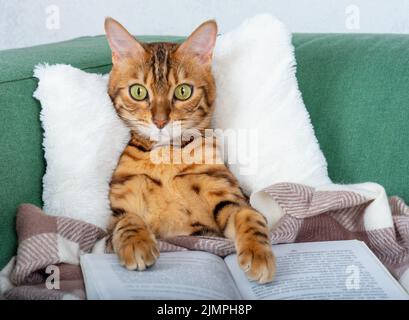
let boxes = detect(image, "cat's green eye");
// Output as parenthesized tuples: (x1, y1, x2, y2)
(174, 84, 193, 101)
(129, 84, 148, 101)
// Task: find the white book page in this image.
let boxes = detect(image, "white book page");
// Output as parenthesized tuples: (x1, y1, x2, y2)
(81, 251, 241, 300)
(224, 240, 409, 300)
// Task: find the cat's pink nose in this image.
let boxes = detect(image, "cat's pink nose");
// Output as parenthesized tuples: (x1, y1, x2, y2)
(153, 119, 168, 129)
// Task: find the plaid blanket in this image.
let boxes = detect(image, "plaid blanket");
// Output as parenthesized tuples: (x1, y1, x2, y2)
(1, 182, 409, 300)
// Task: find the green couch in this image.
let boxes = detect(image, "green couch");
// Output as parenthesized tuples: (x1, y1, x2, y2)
(1, 34, 408, 269)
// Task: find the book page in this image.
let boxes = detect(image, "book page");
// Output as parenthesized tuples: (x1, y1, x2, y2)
(81, 251, 241, 300)
(224, 240, 409, 300)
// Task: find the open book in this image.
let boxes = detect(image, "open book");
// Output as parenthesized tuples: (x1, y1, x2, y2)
(80, 240, 409, 300)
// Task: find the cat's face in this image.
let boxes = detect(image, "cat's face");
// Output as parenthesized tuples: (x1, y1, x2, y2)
(105, 18, 217, 143)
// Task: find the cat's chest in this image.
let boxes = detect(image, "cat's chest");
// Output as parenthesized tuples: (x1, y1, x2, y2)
(116, 144, 227, 237)
(142, 173, 221, 238)
(131, 145, 220, 179)
(132, 160, 223, 237)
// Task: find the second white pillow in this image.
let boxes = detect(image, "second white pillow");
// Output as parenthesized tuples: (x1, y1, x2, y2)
(212, 14, 331, 195)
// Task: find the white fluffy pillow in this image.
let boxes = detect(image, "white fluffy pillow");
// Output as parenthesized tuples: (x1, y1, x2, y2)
(212, 14, 331, 195)
(33, 64, 130, 229)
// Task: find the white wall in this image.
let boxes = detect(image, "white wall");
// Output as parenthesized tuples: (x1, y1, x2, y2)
(1, 0, 409, 50)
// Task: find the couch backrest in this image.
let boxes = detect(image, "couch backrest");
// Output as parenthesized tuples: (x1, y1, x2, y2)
(294, 33, 409, 201)
(0, 34, 408, 268)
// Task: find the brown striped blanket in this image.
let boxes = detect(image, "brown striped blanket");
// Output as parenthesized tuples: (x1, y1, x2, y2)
(1, 182, 409, 299)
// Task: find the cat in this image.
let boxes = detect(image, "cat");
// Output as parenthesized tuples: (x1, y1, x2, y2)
(104, 17, 275, 284)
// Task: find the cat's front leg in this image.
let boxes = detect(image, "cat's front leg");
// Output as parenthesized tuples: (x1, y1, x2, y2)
(234, 208, 275, 283)
(110, 213, 159, 271)
(216, 203, 276, 283)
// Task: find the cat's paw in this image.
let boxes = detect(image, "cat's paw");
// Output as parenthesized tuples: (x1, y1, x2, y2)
(116, 229, 159, 271)
(237, 242, 276, 284)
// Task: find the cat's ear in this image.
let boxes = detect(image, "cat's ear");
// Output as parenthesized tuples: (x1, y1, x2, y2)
(104, 17, 145, 64)
(176, 20, 218, 65)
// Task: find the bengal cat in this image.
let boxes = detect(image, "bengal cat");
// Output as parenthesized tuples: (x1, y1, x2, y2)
(104, 18, 275, 283)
